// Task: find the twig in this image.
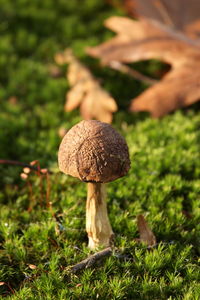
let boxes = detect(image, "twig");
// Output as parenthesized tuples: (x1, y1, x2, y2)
(0, 159, 52, 174)
(109, 61, 158, 85)
(70, 247, 112, 274)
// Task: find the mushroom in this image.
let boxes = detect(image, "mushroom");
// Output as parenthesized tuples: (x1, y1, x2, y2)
(58, 120, 130, 249)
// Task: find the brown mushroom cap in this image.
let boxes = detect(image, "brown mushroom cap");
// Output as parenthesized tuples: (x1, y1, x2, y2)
(58, 120, 130, 183)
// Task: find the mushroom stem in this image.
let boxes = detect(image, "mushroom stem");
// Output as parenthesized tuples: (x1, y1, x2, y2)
(86, 182, 114, 249)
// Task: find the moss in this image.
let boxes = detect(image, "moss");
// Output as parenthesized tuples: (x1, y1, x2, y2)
(0, 0, 200, 299)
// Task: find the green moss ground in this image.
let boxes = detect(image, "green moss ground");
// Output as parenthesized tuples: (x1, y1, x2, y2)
(0, 0, 200, 299)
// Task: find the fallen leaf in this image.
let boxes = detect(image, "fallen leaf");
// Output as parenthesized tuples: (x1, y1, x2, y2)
(54, 50, 72, 65)
(185, 19, 200, 39)
(124, 0, 200, 32)
(55, 49, 117, 123)
(136, 215, 156, 246)
(131, 64, 200, 117)
(87, 13, 200, 117)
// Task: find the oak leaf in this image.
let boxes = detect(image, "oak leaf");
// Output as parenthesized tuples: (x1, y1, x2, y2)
(87, 13, 200, 117)
(55, 49, 117, 123)
(124, 0, 200, 34)
(136, 215, 156, 247)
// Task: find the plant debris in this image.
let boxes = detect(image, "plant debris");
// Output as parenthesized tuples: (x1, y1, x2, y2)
(69, 247, 112, 274)
(123, 0, 200, 32)
(136, 215, 156, 247)
(55, 49, 117, 123)
(87, 6, 200, 117)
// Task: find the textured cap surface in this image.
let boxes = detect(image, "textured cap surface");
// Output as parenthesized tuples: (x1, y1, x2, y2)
(58, 120, 130, 182)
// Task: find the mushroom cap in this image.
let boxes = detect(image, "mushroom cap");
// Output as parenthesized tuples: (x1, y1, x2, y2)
(58, 120, 130, 183)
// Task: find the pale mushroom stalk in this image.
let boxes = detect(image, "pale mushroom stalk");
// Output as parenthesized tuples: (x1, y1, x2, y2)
(86, 182, 113, 249)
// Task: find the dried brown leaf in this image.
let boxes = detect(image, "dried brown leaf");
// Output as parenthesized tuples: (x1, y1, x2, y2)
(124, 0, 200, 31)
(137, 215, 156, 246)
(65, 83, 85, 111)
(67, 59, 92, 86)
(79, 85, 117, 123)
(87, 16, 200, 117)
(54, 49, 74, 65)
(130, 64, 200, 117)
(185, 19, 200, 39)
(88, 17, 199, 65)
(63, 49, 117, 123)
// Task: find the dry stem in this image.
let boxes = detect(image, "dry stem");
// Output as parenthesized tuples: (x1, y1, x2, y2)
(70, 247, 112, 273)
